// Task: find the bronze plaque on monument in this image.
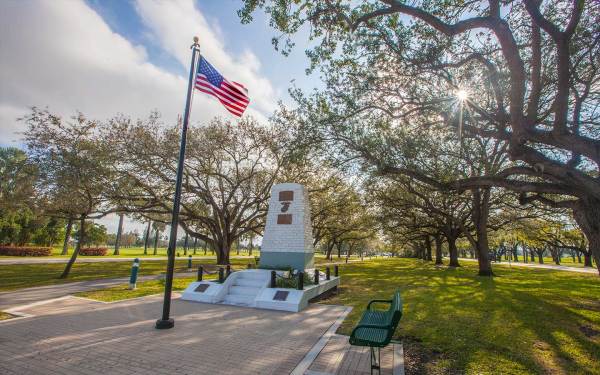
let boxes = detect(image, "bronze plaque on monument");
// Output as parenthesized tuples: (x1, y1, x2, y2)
(273, 290, 289, 301)
(277, 214, 292, 224)
(194, 284, 210, 293)
(279, 191, 294, 201)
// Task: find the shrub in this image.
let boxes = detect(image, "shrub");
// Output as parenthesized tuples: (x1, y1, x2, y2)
(275, 272, 314, 289)
(79, 247, 108, 256)
(0, 246, 52, 256)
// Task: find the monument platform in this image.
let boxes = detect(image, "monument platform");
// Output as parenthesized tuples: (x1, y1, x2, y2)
(181, 269, 340, 312)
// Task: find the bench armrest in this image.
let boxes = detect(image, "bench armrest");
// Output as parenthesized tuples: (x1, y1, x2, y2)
(367, 299, 392, 310)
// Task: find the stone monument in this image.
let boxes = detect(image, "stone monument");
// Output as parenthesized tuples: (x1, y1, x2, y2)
(181, 182, 339, 312)
(259, 183, 314, 271)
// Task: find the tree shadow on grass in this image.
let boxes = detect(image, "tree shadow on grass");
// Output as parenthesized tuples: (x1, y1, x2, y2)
(328, 258, 600, 374)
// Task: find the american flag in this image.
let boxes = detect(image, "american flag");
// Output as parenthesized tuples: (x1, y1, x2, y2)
(194, 56, 249, 117)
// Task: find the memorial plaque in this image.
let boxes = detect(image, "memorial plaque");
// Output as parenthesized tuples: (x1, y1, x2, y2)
(277, 214, 292, 224)
(273, 290, 289, 301)
(194, 284, 210, 293)
(279, 191, 294, 201)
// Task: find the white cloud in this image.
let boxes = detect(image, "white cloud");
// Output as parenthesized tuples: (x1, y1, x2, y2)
(0, 0, 279, 233)
(134, 0, 278, 117)
(0, 0, 277, 146)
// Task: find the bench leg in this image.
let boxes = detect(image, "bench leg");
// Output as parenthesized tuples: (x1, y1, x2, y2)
(370, 346, 380, 375)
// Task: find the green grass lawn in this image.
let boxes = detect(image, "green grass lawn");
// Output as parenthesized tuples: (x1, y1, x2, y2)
(323, 258, 599, 374)
(75, 276, 203, 302)
(0, 257, 257, 292)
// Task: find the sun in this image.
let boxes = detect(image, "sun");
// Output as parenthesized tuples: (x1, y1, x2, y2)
(456, 89, 469, 101)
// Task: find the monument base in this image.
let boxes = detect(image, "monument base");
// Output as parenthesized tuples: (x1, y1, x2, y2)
(260, 251, 314, 271)
(180, 269, 339, 312)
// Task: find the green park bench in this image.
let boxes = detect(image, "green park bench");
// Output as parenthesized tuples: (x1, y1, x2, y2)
(349, 290, 403, 375)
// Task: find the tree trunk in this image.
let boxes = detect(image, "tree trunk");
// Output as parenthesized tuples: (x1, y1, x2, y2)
(216, 241, 231, 265)
(425, 236, 433, 261)
(143, 221, 151, 255)
(249, 236, 253, 256)
(434, 235, 443, 265)
(204, 241, 208, 255)
(553, 248, 561, 265)
(470, 188, 492, 276)
(573, 199, 600, 275)
(325, 242, 334, 260)
(447, 235, 460, 267)
(584, 252, 593, 267)
(538, 251, 544, 264)
(576, 251, 581, 263)
(153, 228, 159, 255)
(183, 233, 189, 256)
(61, 217, 73, 255)
(193, 237, 197, 255)
(113, 213, 124, 256)
(61, 215, 85, 278)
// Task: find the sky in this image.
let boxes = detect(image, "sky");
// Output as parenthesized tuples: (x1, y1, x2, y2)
(0, 0, 317, 234)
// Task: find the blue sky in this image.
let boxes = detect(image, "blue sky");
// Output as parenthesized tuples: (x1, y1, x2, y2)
(0, 0, 317, 147)
(86, 0, 313, 93)
(0, 0, 318, 233)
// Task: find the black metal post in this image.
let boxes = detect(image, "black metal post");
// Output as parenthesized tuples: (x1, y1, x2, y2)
(314, 269, 320, 284)
(197, 266, 203, 282)
(334, 265, 339, 277)
(188, 255, 192, 269)
(297, 272, 304, 290)
(270, 271, 276, 288)
(218, 267, 224, 283)
(326, 267, 331, 280)
(155, 37, 200, 330)
(226, 265, 231, 277)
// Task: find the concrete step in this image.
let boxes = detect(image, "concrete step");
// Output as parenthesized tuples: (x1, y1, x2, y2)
(233, 278, 266, 288)
(236, 271, 270, 281)
(229, 286, 261, 296)
(222, 294, 254, 305)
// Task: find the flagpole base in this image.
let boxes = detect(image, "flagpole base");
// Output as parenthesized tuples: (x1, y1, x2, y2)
(155, 318, 175, 329)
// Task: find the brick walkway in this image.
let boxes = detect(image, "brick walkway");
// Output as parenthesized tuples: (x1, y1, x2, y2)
(0, 295, 348, 375)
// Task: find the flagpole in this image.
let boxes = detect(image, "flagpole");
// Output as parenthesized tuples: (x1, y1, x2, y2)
(156, 36, 200, 330)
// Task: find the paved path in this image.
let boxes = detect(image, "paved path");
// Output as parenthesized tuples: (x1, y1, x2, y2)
(458, 257, 598, 275)
(0, 256, 249, 265)
(0, 272, 194, 311)
(0, 295, 348, 375)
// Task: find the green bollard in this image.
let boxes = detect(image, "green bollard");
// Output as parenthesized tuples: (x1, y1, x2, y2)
(129, 258, 140, 290)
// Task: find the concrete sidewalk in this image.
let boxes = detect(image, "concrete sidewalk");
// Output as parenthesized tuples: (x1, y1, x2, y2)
(458, 257, 598, 274)
(0, 272, 194, 311)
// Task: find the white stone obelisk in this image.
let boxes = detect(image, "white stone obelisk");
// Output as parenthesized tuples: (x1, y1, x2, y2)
(260, 183, 314, 271)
